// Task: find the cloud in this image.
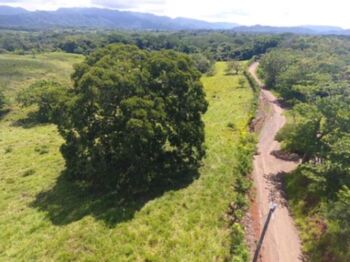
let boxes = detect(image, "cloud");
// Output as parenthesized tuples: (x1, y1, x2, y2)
(91, 0, 166, 15)
(2, 0, 92, 10)
(206, 9, 250, 21)
(92, 0, 164, 10)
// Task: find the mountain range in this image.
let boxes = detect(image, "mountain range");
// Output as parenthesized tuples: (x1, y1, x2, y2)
(0, 6, 238, 30)
(0, 6, 349, 35)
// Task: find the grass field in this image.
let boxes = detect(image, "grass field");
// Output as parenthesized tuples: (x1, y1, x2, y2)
(0, 52, 83, 100)
(0, 56, 254, 261)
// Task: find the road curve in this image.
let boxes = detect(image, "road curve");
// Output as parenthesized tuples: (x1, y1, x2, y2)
(248, 62, 302, 262)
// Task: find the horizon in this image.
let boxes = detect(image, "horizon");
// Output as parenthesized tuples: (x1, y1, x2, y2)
(0, 0, 349, 28)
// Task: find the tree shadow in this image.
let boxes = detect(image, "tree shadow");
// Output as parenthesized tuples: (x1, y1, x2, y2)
(30, 169, 199, 228)
(270, 150, 300, 162)
(11, 111, 44, 128)
(264, 172, 289, 208)
(270, 98, 294, 110)
(0, 108, 10, 120)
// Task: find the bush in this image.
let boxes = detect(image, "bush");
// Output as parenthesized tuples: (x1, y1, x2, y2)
(227, 122, 236, 130)
(17, 80, 71, 124)
(23, 169, 35, 177)
(235, 133, 257, 175)
(0, 88, 6, 111)
(225, 60, 241, 75)
(58, 44, 208, 192)
(190, 53, 214, 74)
(206, 66, 216, 76)
(230, 223, 249, 261)
(238, 77, 245, 88)
(4, 145, 12, 154)
(34, 145, 49, 155)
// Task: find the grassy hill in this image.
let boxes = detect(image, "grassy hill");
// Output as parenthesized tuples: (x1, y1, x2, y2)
(0, 56, 255, 261)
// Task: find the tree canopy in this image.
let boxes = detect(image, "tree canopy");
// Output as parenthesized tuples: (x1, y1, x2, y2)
(0, 29, 281, 61)
(57, 44, 208, 192)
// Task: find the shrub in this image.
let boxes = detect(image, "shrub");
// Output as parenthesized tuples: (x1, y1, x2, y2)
(34, 145, 49, 155)
(0, 88, 6, 111)
(190, 53, 214, 74)
(23, 169, 35, 177)
(225, 60, 241, 75)
(5, 145, 12, 154)
(235, 133, 257, 175)
(17, 80, 71, 124)
(227, 122, 236, 130)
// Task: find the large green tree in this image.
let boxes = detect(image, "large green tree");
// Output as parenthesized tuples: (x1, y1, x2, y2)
(58, 44, 208, 192)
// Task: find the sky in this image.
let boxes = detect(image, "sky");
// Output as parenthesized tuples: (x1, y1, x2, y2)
(1, 0, 349, 28)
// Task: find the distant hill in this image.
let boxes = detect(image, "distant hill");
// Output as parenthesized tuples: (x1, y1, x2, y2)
(0, 6, 28, 15)
(0, 6, 348, 35)
(301, 25, 344, 33)
(0, 7, 238, 30)
(232, 25, 349, 35)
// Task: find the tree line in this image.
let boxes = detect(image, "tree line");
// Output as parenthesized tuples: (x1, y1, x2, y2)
(0, 29, 280, 61)
(260, 35, 350, 261)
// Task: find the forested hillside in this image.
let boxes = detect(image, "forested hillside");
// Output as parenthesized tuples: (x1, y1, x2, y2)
(260, 36, 350, 261)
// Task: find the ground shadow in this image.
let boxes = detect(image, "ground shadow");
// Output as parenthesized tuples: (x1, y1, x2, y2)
(263, 172, 288, 207)
(11, 111, 44, 128)
(31, 169, 199, 228)
(271, 150, 300, 162)
(0, 108, 10, 120)
(270, 97, 293, 110)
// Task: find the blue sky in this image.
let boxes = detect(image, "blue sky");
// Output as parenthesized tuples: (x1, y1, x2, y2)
(1, 0, 349, 28)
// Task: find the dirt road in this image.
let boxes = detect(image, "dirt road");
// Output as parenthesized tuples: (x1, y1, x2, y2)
(248, 62, 302, 262)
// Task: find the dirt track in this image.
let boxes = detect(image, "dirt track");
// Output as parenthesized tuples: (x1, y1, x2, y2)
(248, 62, 302, 262)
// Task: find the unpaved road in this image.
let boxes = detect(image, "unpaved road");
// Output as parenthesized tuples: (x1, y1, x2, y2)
(248, 62, 302, 262)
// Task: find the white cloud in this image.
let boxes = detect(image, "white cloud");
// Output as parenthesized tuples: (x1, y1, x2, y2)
(2, 0, 350, 28)
(2, 0, 93, 10)
(92, 0, 164, 10)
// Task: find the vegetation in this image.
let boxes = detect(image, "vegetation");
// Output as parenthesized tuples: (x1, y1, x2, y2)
(17, 80, 69, 123)
(190, 53, 214, 74)
(54, 45, 208, 192)
(0, 88, 5, 111)
(261, 36, 350, 261)
(2, 12, 350, 261)
(0, 52, 83, 99)
(0, 50, 255, 260)
(225, 60, 241, 75)
(3, 27, 350, 260)
(0, 29, 281, 60)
